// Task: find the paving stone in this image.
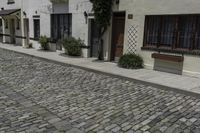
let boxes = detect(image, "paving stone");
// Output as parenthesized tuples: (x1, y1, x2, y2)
(111, 126, 121, 132)
(122, 125, 132, 131)
(105, 124, 117, 131)
(0, 49, 199, 132)
(189, 118, 197, 123)
(125, 130, 134, 133)
(66, 128, 83, 133)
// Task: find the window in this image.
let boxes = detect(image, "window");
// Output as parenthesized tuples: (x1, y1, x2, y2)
(178, 16, 193, 49)
(143, 15, 200, 52)
(196, 17, 200, 49)
(144, 16, 161, 47)
(51, 14, 72, 41)
(160, 16, 176, 47)
(7, 0, 15, 4)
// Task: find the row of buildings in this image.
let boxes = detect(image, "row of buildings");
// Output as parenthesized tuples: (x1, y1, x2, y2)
(0, 0, 200, 76)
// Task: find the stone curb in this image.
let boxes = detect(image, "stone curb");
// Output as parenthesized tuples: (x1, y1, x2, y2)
(1, 47, 200, 98)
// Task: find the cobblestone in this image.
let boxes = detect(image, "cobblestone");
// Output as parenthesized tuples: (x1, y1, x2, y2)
(0, 49, 200, 132)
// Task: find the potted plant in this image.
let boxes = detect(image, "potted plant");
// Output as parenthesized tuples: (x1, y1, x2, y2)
(39, 35, 48, 50)
(63, 37, 83, 56)
(118, 54, 144, 69)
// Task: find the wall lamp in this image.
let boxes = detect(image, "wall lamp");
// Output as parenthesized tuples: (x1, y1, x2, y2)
(23, 11, 27, 17)
(84, 11, 88, 24)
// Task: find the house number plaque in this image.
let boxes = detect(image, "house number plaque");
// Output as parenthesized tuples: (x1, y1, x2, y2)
(128, 14, 133, 19)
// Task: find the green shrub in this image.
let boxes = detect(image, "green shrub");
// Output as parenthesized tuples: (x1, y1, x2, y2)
(63, 37, 82, 56)
(118, 54, 144, 69)
(39, 35, 48, 50)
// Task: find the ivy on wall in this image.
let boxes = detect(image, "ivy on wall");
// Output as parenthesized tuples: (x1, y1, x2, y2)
(90, 0, 114, 60)
(90, 0, 113, 33)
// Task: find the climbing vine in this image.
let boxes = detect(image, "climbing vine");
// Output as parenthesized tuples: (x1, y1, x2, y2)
(90, 0, 114, 60)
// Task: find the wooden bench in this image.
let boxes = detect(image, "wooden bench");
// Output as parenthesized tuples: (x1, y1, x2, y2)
(152, 53, 184, 62)
(152, 53, 184, 75)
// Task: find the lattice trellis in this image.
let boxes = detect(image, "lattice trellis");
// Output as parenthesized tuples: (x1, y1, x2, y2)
(126, 25, 138, 54)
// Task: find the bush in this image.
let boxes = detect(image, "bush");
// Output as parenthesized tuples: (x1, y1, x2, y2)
(63, 37, 82, 56)
(118, 54, 143, 69)
(39, 35, 48, 50)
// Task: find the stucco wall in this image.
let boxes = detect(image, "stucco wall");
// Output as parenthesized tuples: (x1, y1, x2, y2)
(27, 0, 52, 38)
(120, 0, 200, 76)
(0, 0, 117, 59)
(27, 0, 94, 57)
(0, 0, 22, 44)
(68, 0, 92, 57)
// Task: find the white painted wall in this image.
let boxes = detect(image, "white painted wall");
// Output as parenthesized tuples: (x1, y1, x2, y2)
(53, 3, 69, 14)
(0, 0, 115, 59)
(0, 0, 22, 44)
(68, 0, 115, 59)
(119, 0, 200, 76)
(68, 0, 92, 57)
(0, 0, 95, 57)
(27, 0, 52, 48)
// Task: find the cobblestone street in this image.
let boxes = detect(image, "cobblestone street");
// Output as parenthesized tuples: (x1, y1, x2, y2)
(0, 49, 200, 133)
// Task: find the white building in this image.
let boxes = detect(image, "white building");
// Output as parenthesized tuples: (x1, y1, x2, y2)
(2, 0, 199, 76)
(0, 0, 125, 60)
(118, 0, 200, 76)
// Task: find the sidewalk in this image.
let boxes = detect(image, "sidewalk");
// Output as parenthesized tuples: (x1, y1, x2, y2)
(1, 43, 200, 96)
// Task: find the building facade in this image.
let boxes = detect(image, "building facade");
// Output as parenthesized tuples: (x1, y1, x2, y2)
(119, 0, 200, 76)
(1, 0, 200, 76)
(0, 0, 126, 60)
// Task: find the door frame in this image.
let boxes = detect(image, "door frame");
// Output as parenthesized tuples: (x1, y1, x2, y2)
(110, 11, 126, 61)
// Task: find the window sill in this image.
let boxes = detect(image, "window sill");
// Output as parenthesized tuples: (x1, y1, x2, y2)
(30, 37, 39, 41)
(7, 2, 15, 4)
(141, 46, 200, 56)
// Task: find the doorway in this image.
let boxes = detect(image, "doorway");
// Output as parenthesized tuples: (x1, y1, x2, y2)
(51, 14, 72, 50)
(33, 19, 40, 40)
(90, 19, 100, 57)
(111, 12, 126, 61)
(0, 19, 2, 42)
(10, 19, 16, 44)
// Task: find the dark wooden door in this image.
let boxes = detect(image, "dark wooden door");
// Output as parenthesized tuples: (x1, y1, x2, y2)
(111, 12, 125, 61)
(0, 19, 2, 42)
(90, 19, 100, 57)
(10, 19, 16, 44)
(34, 19, 40, 40)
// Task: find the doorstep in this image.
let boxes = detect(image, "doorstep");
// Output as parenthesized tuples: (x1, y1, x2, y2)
(0, 43, 200, 96)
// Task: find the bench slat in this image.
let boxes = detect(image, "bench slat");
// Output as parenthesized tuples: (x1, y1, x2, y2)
(152, 53, 184, 62)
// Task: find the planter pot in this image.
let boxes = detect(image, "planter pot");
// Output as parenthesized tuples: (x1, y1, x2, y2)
(48, 43, 56, 52)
